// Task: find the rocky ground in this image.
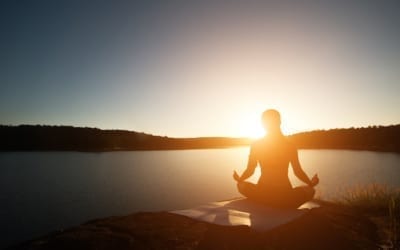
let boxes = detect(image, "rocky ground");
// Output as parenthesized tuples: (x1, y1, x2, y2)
(9, 201, 388, 250)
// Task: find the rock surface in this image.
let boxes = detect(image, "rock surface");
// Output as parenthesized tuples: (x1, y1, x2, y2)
(10, 202, 379, 250)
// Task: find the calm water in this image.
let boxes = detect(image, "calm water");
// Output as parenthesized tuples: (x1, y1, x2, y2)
(1, 148, 399, 248)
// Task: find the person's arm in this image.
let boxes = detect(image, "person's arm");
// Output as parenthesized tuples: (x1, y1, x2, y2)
(291, 149, 318, 187)
(233, 147, 257, 182)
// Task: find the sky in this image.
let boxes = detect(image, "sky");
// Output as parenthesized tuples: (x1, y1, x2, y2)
(1, 0, 399, 138)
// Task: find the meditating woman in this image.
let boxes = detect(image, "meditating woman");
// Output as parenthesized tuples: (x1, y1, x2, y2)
(233, 109, 319, 208)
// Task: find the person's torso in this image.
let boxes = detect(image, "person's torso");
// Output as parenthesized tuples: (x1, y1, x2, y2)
(252, 136, 295, 191)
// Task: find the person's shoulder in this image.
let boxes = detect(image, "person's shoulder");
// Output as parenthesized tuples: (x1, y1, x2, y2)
(284, 136, 298, 150)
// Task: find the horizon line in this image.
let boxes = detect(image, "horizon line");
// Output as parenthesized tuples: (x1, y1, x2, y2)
(1, 123, 399, 139)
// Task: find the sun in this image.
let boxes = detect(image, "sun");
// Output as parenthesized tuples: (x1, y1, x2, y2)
(234, 108, 300, 138)
(240, 121, 265, 139)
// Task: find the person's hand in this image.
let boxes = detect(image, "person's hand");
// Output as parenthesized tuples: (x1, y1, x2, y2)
(233, 171, 240, 182)
(310, 174, 319, 187)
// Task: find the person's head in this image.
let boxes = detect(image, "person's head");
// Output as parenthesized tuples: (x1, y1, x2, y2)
(261, 109, 281, 134)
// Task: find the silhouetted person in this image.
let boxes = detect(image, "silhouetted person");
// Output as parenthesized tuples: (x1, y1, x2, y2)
(233, 109, 319, 208)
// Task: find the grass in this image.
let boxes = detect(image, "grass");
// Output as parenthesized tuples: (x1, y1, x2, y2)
(335, 183, 400, 249)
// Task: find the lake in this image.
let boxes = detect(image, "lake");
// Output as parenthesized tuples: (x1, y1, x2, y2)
(1, 148, 400, 248)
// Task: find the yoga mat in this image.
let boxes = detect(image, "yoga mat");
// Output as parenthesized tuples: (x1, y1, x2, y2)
(170, 198, 319, 231)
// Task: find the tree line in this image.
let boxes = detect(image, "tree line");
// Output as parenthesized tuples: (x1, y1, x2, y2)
(0, 124, 399, 153)
(0, 125, 251, 151)
(288, 125, 400, 153)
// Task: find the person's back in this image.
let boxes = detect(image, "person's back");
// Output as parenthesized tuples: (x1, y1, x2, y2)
(252, 135, 294, 191)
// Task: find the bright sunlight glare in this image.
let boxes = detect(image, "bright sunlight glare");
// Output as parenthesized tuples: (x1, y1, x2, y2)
(235, 110, 300, 139)
(235, 112, 265, 139)
(244, 122, 265, 139)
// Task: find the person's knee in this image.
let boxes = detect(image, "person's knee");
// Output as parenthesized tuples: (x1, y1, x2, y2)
(237, 182, 257, 198)
(305, 186, 316, 199)
(237, 182, 246, 194)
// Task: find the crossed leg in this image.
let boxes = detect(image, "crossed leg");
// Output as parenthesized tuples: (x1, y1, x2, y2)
(285, 185, 315, 208)
(237, 182, 315, 208)
(237, 181, 260, 201)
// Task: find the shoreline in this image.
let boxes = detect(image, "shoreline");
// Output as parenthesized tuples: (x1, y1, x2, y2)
(1, 147, 399, 154)
(1, 124, 399, 154)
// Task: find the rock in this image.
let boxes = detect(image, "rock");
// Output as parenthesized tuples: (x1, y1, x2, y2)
(10, 202, 378, 250)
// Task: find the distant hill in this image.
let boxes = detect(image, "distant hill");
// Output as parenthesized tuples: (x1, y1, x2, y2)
(288, 125, 400, 153)
(0, 125, 251, 151)
(0, 124, 399, 153)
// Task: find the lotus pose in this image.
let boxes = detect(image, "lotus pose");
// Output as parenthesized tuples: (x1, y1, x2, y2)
(233, 109, 319, 208)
